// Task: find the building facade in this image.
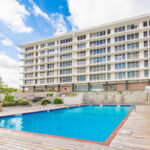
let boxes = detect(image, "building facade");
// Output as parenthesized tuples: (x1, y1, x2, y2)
(20, 14, 150, 92)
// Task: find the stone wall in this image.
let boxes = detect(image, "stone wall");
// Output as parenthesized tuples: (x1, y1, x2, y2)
(83, 91, 147, 105)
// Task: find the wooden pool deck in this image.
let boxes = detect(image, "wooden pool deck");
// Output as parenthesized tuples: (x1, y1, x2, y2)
(0, 105, 150, 150)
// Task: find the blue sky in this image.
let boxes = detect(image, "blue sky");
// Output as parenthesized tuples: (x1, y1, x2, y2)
(0, 0, 150, 87)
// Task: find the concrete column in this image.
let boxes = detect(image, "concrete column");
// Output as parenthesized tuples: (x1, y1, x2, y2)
(58, 85, 60, 92)
(88, 83, 91, 91)
(125, 81, 128, 90)
(72, 84, 74, 92)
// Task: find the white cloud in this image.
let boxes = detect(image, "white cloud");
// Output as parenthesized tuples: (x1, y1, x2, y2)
(29, 0, 67, 35)
(0, 0, 33, 33)
(67, 0, 150, 29)
(50, 13, 67, 35)
(0, 52, 21, 88)
(0, 33, 13, 46)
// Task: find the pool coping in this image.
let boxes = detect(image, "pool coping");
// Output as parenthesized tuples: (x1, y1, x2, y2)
(0, 104, 135, 146)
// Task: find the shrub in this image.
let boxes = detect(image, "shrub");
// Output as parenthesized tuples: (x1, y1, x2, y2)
(67, 93, 77, 97)
(4, 94, 14, 102)
(16, 99, 30, 105)
(3, 101, 16, 107)
(49, 89, 56, 92)
(41, 99, 51, 105)
(46, 93, 53, 97)
(53, 98, 63, 104)
(117, 90, 123, 94)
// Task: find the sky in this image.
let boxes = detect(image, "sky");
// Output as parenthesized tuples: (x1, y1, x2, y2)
(0, 0, 150, 88)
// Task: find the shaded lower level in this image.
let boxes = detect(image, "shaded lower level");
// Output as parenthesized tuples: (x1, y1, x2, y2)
(23, 80, 150, 93)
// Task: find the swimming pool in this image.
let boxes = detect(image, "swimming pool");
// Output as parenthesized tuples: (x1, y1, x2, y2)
(0, 105, 133, 144)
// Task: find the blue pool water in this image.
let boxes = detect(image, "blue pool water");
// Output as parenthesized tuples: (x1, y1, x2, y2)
(0, 105, 133, 142)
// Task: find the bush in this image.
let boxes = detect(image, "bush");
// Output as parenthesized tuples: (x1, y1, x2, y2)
(16, 99, 30, 105)
(49, 89, 56, 92)
(41, 99, 51, 105)
(3, 101, 16, 107)
(53, 98, 63, 104)
(67, 93, 77, 97)
(4, 94, 14, 102)
(46, 93, 53, 97)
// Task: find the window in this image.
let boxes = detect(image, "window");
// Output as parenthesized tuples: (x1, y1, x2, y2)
(25, 53, 34, 58)
(115, 44, 125, 52)
(47, 56, 55, 62)
(25, 67, 34, 72)
(90, 65, 106, 72)
(107, 64, 111, 71)
(40, 72, 45, 77)
(39, 79, 45, 84)
(127, 42, 139, 50)
(90, 74, 106, 80)
(77, 75, 86, 81)
(115, 72, 126, 79)
(107, 29, 111, 34)
(144, 70, 149, 77)
(40, 58, 45, 63)
(60, 69, 72, 75)
(40, 44, 45, 48)
(47, 64, 54, 69)
(90, 48, 106, 55)
(25, 80, 33, 85)
(60, 46, 72, 52)
(60, 53, 72, 59)
(90, 56, 106, 64)
(60, 38, 72, 44)
(74, 85, 88, 92)
(107, 47, 111, 53)
(77, 51, 86, 57)
(25, 46, 34, 51)
(144, 50, 148, 57)
(77, 43, 86, 49)
(47, 42, 55, 47)
(127, 33, 139, 40)
(25, 60, 34, 65)
(127, 24, 138, 30)
(40, 65, 45, 70)
(115, 63, 126, 70)
(143, 31, 148, 37)
(47, 78, 54, 83)
(60, 61, 72, 68)
(127, 71, 139, 78)
(90, 31, 105, 38)
(77, 67, 86, 73)
(114, 26, 125, 33)
(127, 61, 139, 69)
(107, 73, 111, 80)
(143, 21, 147, 27)
(47, 49, 55, 54)
(47, 71, 54, 76)
(127, 52, 139, 59)
(115, 35, 125, 42)
(77, 59, 86, 65)
(77, 35, 86, 40)
(40, 51, 45, 56)
(144, 60, 149, 67)
(144, 41, 148, 47)
(107, 38, 111, 44)
(115, 54, 126, 61)
(60, 77, 72, 83)
(90, 39, 105, 47)
(25, 73, 33, 78)
(107, 56, 111, 61)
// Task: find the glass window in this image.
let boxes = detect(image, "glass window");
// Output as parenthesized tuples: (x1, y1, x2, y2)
(77, 43, 86, 49)
(114, 26, 125, 33)
(143, 21, 147, 27)
(127, 71, 139, 78)
(74, 85, 88, 92)
(60, 77, 72, 83)
(77, 59, 86, 65)
(60, 69, 72, 75)
(144, 70, 149, 77)
(90, 74, 106, 80)
(77, 67, 86, 73)
(90, 39, 105, 47)
(90, 65, 106, 72)
(144, 60, 149, 67)
(90, 31, 105, 38)
(77, 75, 86, 81)
(90, 56, 106, 64)
(115, 63, 126, 70)
(115, 72, 126, 79)
(90, 48, 106, 55)
(127, 24, 138, 30)
(77, 35, 86, 40)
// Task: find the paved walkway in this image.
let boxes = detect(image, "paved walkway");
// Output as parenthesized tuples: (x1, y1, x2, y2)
(0, 105, 149, 150)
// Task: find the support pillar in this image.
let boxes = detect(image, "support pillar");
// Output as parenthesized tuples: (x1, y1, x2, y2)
(125, 81, 128, 90)
(58, 85, 60, 92)
(22, 87, 25, 93)
(33, 86, 36, 92)
(72, 84, 74, 92)
(105, 82, 108, 91)
(88, 83, 91, 92)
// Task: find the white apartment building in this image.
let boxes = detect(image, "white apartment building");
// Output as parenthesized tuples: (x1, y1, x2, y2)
(20, 14, 150, 92)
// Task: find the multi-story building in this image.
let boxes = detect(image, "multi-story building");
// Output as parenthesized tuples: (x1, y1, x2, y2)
(20, 14, 150, 92)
